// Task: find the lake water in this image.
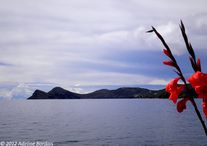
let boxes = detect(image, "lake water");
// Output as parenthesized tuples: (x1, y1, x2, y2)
(0, 99, 206, 146)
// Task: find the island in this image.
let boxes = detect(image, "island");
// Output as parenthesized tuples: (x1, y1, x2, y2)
(27, 87, 170, 99)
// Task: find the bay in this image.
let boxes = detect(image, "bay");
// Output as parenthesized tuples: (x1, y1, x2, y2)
(0, 99, 206, 146)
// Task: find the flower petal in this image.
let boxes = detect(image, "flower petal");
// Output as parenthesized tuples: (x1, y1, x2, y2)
(188, 71, 207, 99)
(177, 98, 189, 113)
(194, 86, 207, 99)
(166, 78, 180, 91)
(169, 92, 178, 104)
(166, 78, 184, 104)
(202, 99, 207, 118)
(188, 71, 207, 87)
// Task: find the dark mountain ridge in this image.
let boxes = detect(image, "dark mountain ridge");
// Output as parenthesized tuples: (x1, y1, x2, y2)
(27, 86, 169, 99)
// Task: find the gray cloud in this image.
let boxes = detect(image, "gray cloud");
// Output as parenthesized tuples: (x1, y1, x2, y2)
(0, 0, 207, 98)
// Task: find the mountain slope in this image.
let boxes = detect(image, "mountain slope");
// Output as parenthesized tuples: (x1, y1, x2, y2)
(28, 87, 169, 99)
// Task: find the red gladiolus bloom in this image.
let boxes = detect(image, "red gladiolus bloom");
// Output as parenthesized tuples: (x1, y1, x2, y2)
(188, 71, 207, 99)
(202, 100, 207, 118)
(194, 86, 207, 99)
(166, 78, 184, 104)
(177, 98, 189, 113)
(188, 71, 207, 87)
(163, 60, 175, 67)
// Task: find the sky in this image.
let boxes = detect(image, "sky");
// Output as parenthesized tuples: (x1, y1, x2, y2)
(0, 0, 207, 99)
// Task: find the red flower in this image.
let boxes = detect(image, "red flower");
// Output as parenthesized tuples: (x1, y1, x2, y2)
(163, 60, 175, 67)
(188, 71, 207, 99)
(166, 78, 184, 104)
(177, 98, 189, 113)
(202, 99, 207, 118)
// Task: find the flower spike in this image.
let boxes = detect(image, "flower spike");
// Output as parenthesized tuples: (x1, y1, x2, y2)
(148, 21, 207, 135)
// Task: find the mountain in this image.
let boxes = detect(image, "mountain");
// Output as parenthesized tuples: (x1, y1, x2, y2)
(27, 86, 169, 99)
(47, 87, 80, 99)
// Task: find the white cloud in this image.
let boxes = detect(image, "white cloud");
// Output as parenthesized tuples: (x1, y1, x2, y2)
(0, 83, 33, 99)
(149, 79, 169, 86)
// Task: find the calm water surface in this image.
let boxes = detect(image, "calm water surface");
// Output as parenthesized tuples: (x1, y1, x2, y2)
(0, 99, 206, 146)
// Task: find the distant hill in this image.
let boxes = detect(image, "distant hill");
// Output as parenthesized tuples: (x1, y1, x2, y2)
(27, 86, 169, 99)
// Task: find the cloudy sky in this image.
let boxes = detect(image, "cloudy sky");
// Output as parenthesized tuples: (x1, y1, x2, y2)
(0, 0, 207, 99)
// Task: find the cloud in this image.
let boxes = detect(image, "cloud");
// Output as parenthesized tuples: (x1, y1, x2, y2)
(0, 62, 14, 67)
(148, 79, 169, 86)
(0, 82, 59, 99)
(0, 83, 33, 99)
(0, 0, 207, 98)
